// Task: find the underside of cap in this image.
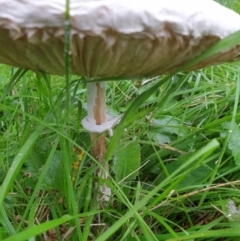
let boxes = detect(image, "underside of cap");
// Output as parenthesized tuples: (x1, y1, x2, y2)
(0, 0, 240, 78)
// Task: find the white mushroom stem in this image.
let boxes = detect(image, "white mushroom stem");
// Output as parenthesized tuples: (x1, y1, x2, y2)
(86, 81, 106, 128)
(85, 81, 111, 201)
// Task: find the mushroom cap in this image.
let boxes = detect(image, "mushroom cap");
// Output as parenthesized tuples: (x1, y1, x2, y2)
(0, 0, 240, 78)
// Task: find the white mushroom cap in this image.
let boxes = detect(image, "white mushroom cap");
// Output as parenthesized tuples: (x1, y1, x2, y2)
(0, 0, 240, 78)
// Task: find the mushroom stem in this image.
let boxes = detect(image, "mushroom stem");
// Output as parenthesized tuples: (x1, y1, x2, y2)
(87, 82, 106, 126)
(87, 81, 106, 159)
(86, 81, 110, 201)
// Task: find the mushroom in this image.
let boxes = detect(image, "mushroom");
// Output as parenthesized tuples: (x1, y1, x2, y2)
(1, 0, 240, 201)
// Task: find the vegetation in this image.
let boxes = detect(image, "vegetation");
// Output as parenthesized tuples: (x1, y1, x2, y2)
(1, 1, 240, 240)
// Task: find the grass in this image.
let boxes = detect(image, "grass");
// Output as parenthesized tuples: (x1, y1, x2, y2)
(1, 1, 240, 241)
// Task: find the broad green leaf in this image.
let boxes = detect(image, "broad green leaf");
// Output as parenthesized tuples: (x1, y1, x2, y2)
(151, 116, 188, 137)
(148, 132, 171, 144)
(42, 151, 64, 191)
(113, 141, 140, 183)
(228, 122, 240, 165)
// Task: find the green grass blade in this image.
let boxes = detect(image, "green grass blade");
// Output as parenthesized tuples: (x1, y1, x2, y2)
(167, 228, 240, 241)
(2, 215, 74, 241)
(16, 138, 59, 231)
(0, 207, 15, 235)
(64, 0, 71, 127)
(0, 123, 45, 208)
(184, 30, 240, 70)
(0, 69, 28, 102)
